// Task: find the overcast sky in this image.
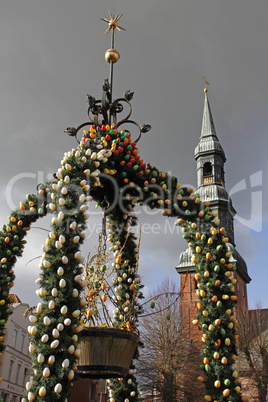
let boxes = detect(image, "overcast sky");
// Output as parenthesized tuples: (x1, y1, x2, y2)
(1, 0, 268, 309)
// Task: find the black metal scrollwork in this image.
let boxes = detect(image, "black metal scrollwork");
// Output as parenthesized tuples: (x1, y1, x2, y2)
(65, 80, 151, 143)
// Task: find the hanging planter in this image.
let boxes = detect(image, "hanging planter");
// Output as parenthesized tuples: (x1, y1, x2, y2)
(75, 210, 141, 380)
(77, 327, 139, 378)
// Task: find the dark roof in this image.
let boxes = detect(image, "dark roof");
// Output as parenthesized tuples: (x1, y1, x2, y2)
(194, 92, 226, 161)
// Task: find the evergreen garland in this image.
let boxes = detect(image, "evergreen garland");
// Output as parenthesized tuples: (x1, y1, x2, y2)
(0, 125, 248, 402)
(105, 210, 141, 401)
(177, 217, 247, 401)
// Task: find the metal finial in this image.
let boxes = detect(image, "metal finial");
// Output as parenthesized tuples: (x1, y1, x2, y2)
(65, 12, 151, 142)
(101, 11, 126, 123)
(203, 76, 210, 92)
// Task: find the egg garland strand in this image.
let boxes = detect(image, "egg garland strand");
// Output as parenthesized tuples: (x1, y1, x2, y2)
(178, 216, 248, 401)
(22, 180, 88, 401)
(106, 211, 142, 401)
(0, 190, 48, 352)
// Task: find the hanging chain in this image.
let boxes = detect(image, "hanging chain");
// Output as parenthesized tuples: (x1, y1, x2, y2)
(98, 196, 109, 256)
(102, 214, 107, 255)
(98, 231, 103, 255)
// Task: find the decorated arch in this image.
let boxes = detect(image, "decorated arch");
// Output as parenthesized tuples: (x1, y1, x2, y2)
(0, 123, 246, 402)
(0, 12, 248, 402)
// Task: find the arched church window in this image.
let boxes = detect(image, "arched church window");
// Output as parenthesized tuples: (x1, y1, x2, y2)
(203, 162, 213, 184)
(203, 162, 212, 177)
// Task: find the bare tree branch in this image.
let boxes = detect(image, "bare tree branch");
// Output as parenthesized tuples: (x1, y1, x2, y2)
(136, 279, 203, 401)
(237, 305, 268, 401)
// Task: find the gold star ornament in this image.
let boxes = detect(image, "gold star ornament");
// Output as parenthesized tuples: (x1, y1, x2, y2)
(101, 10, 126, 38)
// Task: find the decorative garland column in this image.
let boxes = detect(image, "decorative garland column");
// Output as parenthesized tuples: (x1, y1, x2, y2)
(106, 208, 141, 402)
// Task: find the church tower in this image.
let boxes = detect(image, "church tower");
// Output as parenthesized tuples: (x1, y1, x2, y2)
(176, 90, 251, 339)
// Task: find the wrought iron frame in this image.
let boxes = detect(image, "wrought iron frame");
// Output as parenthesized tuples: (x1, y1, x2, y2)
(64, 81, 151, 144)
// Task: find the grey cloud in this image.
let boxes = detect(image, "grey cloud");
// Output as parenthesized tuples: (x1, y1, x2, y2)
(1, 0, 267, 307)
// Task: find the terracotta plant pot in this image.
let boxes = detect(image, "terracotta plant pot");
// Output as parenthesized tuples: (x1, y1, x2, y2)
(77, 327, 139, 379)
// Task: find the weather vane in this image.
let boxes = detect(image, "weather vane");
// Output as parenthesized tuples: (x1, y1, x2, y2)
(203, 76, 210, 92)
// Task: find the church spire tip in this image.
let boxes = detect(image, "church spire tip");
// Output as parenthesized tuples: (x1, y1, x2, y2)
(201, 87, 217, 138)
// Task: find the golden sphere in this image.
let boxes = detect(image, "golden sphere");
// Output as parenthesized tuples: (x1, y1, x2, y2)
(105, 48, 120, 64)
